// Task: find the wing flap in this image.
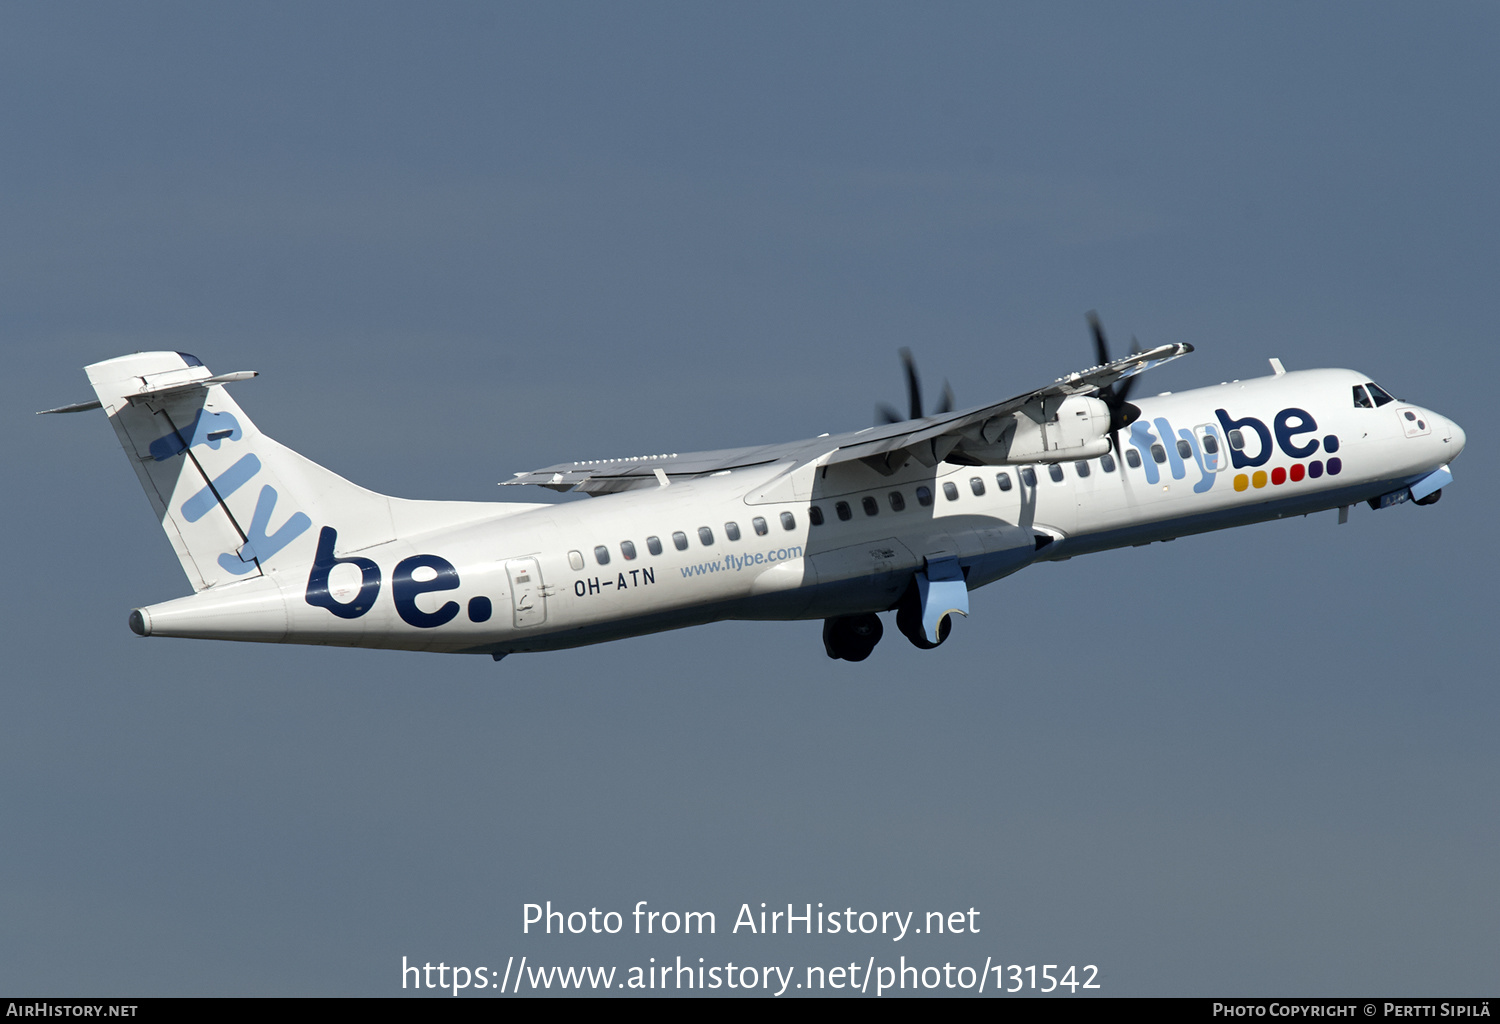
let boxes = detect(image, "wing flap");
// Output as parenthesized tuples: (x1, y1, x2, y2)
(502, 446, 787, 495)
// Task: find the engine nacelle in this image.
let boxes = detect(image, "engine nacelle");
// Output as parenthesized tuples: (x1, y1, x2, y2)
(967, 395, 1112, 464)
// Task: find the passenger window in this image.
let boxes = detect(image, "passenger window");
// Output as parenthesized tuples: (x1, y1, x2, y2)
(620, 540, 636, 560)
(725, 521, 741, 541)
(943, 481, 959, 501)
(888, 491, 906, 511)
(1202, 435, 1219, 455)
(1048, 464, 1064, 482)
(1076, 460, 1090, 478)
(1353, 385, 1373, 409)
(1020, 467, 1037, 486)
(836, 501, 852, 521)
(594, 545, 611, 565)
(646, 536, 663, 556)
(752, 517, 768, 536)
(916, 485, 933, 507)
(568, 550, 584, 571)
(862, 496, 879, 516)
(698, 526, 714, 546)
(1100, 453, 1116, 473)
(1150, 444, 1167, 464)
(969, 477, 985, 496)
(1125, 449, 1142, 468)
(780, 511, 796, 530)
(996, 472, 1012, 491)
(672, 531, 689, 551)
(1228, 429, 1245, 450)
(808, 506, 824, 526)
(1176, 438, 1193, 459)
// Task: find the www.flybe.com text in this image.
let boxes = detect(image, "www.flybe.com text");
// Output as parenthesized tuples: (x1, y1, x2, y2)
(681, 547, 803, 578)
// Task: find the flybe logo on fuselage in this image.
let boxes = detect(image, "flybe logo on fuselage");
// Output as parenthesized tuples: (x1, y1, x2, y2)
(1121, 406, 1341, 493)
(1213, 406, 1343, 491)
(304, 527, 494, 628)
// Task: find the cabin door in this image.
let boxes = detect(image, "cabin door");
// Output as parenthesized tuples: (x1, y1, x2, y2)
(505, 557, 547, 628)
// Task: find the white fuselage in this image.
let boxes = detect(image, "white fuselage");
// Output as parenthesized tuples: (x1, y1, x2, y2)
(133, 367, 1464, 656)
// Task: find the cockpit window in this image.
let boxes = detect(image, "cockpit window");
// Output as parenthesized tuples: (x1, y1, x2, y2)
(1366, 382, 1395, 407)
(1352, 385, 1373, 409)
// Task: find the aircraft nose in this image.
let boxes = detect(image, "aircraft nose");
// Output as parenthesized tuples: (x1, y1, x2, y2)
(1443, 416, 1466, 458)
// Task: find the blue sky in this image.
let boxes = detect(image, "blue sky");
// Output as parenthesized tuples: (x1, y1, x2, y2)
(3, 2, 1496, 996)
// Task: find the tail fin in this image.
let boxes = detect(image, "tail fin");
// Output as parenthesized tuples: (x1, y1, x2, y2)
(84, 351, 503, 592)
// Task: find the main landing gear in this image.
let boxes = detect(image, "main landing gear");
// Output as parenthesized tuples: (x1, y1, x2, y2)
(823, 613, 884, 661)
(897, 555, 969, 650)
(896, 590, 948, 649)
(823, 556, 972, 660)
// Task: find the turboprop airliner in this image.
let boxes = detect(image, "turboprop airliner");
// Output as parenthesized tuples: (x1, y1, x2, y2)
(42, 319, 1464, 662)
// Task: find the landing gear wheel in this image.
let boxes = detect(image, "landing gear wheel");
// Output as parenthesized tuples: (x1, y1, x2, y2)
(822, 613, 884, 661)
(896, 586, 951, 650)
(1415, 488, 1442, 506)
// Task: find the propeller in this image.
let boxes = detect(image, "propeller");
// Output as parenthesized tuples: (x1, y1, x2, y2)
(876, 348, 955, 425)
(1086, 311, 1143, 450)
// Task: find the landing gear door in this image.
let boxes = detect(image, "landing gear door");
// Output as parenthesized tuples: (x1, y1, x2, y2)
(505, 557, 546, 628)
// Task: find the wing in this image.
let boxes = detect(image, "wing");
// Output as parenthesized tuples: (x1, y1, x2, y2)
(502, 343, 1192, 494)
(828, 342, 1192, 474)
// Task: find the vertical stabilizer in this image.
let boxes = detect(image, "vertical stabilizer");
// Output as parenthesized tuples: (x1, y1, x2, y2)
(80, 351, 537, 597)
(86, 352, 320, 590)
(85, 352, 408, 591)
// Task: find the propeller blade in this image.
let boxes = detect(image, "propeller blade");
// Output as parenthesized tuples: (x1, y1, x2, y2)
(1087, 310, 1110, 368)
(1086, 311, 1152, 410)
(934, 380, 955, 416)
(878, 349, 954, 424)
(899, 348, 923, 420)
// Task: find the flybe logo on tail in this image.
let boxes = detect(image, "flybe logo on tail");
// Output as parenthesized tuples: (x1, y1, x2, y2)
(149, 408, 243, 460)
(150, 412, 310, 574)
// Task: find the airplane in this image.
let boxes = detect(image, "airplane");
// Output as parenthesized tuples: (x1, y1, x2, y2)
(41, 319, 1465, 663)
